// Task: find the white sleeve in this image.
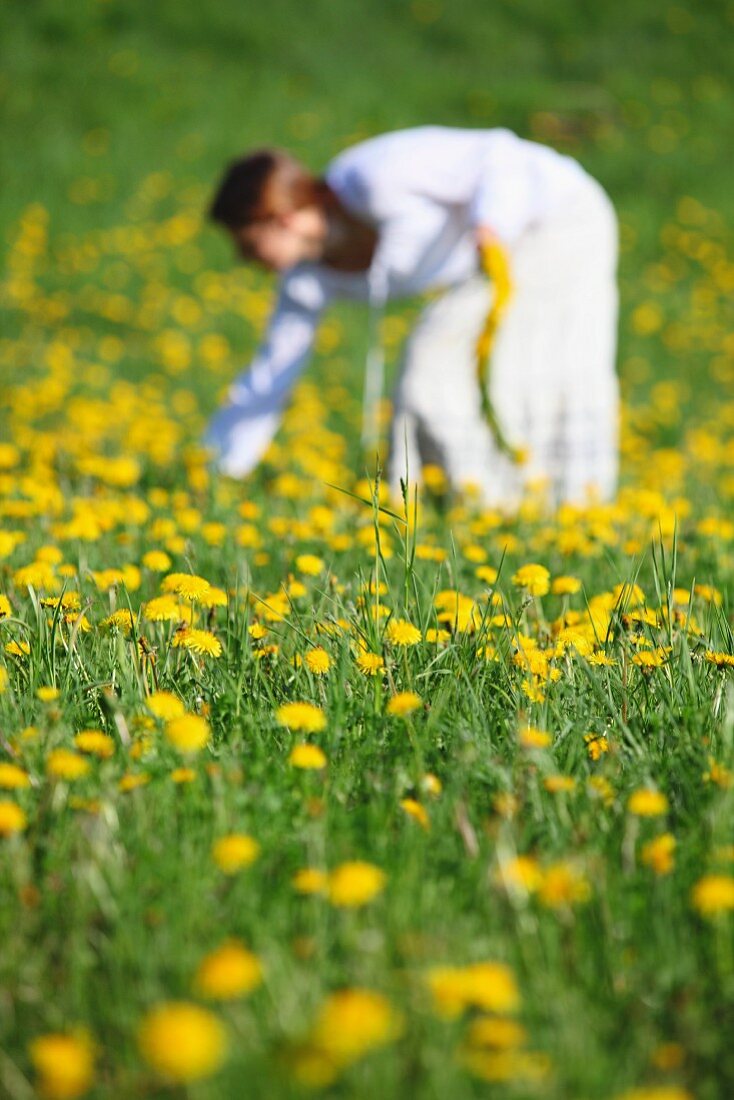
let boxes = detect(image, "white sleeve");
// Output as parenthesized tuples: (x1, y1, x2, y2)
(469, 133, 536, 246)
(204, 269, 329, 477)
(369, 199, 451, 290)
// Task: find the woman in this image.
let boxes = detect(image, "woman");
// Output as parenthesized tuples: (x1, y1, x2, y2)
(205, 124, 619, 508)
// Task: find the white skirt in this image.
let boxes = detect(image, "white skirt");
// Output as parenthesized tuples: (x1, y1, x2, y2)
(387, 178, 620, 509)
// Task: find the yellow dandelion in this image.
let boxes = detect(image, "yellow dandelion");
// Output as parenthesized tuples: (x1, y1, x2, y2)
(146, 691, 186, 720)
(276, 701, 326, 733)
(641, 833, 676, 875)
(422, 773, 442, 797)
(518, 727, 552, 750)
(137, 1002, 228, 1083)
(427, 961, 520, 1018)
(28, 1029, 95, 1099)
(119, 772, 150, 793)
(198, 586, 227, 609)
(0, 762, 31, 789)
(161, 572, 211, 601)
(385, 618, 422, 646)
(294, 554, 324, 576)
(464, 1016, 527, 1050)
(73, 730, 115, 758)
(171, 627, 222, 657)
(494, 855, 543, 894)
(543, 775, 576, 794)
(212, 833, 260, 874)
(356, 651, 384, 676)
(628, 788, 669, 816)
(171, 767, 197, 784)
(142, 550, 172, 572)
(538, 861, 591, 908)
(400, 797, 430, 829)
(46, 749, 91, 781)
(512, 563, 550, 597)
(165, 714, 211, 755)
(36, 685, 60, 703)
(387, 691, 422, 717)
(304, 647, 331, 675)
(691, 873, 734, 917)
(327, 861, 386, 907)
(289, 743, 328, 770)
(193, 940, 263, 1000)
(309, 989, 404, 1066)
(292, 868, 329, 894)
(0, 800, 27, 836)
(143, 595, 192, 623)
(550, 575, 583, 600)
(99, 608, 135, 634)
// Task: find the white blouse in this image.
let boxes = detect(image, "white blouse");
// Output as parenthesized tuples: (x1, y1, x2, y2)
(205, 125, 594, 476)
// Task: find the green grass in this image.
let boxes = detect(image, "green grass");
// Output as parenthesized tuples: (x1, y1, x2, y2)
(1, 1, 734, 1098)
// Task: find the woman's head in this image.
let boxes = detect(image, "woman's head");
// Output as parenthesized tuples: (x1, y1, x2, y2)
(209, 148, 332, 271)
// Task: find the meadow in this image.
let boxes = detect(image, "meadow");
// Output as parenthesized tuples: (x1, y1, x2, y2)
(1, 1, 733, 1097)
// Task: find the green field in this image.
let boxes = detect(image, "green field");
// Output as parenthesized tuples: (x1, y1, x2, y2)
(1, 2, 734, 1098)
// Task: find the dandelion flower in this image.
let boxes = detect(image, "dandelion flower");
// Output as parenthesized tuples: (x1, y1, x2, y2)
(543, 775, 576, 794)
(74, 730, 115, 758)
(427, 962, 520, 1018)
(627, 788, 668, 816)
(47, 749, 91, 781)
(385, 618, 422, 646)
(143, 595, 192, 623)
(161, 572, 211, 601)
(0, 800, 27, 836)
(293, 868, 329, 894)
(137, 1002, 228, 1083)
(193, 940, 263, 1000)
(387, 691, 422, 717)
(327, 861, 386, 907)
(511, 564, 550, 597)
(99, 609, 135, 634)
(142, 550, 172, 572)
(295, 554, 324, 576)
(165, 714, 211, 755)
(691, 873, 734, 917)
(551, 575, 582, 596)
(400, 798, 430, 829)
(518, 727, 551, 750)
(641, 833, 676, 875)
(276, 701, 326, 733)
(0, 762, 31, 789)
(309, 989, 404, 1066)
(119, 772, 150, 793)
(289, 744, 327, 770)
(36, 685, 60, 703)
(538, 862, 591, 908)
(28, 1029, 95, 1099)
(146, 691, 186, 720)
(304, 647, 331, 675)
(212, 833, 260, 874)
(171, 767, 197, 784)
(356, 651, 384, 676)
(171, 627, 222, 657)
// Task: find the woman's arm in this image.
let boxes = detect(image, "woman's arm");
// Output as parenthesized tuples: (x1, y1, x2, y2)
(204, 270, 329, 477)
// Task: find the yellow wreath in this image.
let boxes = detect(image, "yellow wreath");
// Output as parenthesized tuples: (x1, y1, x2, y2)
(475, 239, 526, 465)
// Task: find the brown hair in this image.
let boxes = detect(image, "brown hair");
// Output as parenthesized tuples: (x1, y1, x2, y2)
(208, 148, 333, 229)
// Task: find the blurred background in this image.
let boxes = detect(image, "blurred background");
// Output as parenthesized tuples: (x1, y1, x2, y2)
(2, 0, 733, 466)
